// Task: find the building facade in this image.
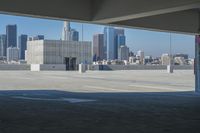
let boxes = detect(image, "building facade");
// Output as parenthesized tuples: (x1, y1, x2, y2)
(27, 40, 92, 65)
(173, 53, 188, 60)
(7, 47, 19, 62)
(118, 45, 129, 61)
(18, 35, 28, 60)
(161, 53, 170, 65)
(117, 34, 126, 47)
(0, 35, 7, 57)
(104, 27, 116, 60)
(103, 27, 125, 60)
(62, 21, 71, 41)
(6, 25, 17, 48)
(70, 29, 79, 41)
(137, 50, 145, 64)
(93, 34, 104, 61)
(28, 35, 44, 41)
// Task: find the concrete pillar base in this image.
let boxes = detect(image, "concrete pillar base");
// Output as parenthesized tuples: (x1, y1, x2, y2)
(79, 64, 86, 73)
(167, 65, 173, 73)
(31, 64, 40, 71)
(195, 35, 200, 92)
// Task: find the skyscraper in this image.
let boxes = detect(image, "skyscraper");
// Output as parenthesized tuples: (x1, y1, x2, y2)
(115, 28, 125, 35)
(115, 28, 125, 58)
(117, 34, 126, 47)
(118, 45, 129, 61)
(0, 35, 7, 57)
(6, 25, 17, 48)
(70, 29, 79, 41)
(62, 21, 71, 41)
(93, 34, 104, 61)
(103, 27, 125, 60)
(18, 34, 28, 60)
(104, 27, 116, 60)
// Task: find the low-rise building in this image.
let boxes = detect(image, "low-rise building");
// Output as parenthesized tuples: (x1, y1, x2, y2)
(27, 40, 92, 70)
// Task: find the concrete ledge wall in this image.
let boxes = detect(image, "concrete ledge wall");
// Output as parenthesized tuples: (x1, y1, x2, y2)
(0, 64, 30, 70)
(0, 64, 193, 71)
(90, 65, 193, 71)
(40, 64, 66, 71)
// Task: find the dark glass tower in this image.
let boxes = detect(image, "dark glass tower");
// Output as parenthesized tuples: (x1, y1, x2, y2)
(70, 29, 79, 41)
(6, 25, 17, 48)
(18, 34, 28, 60)
(0, 34, 7, 56)
(93, 34, 104, 61)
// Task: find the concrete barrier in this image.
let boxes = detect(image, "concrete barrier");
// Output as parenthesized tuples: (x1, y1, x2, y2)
(90, 65, 193, 71)
(31, 64, 40, 71)
(0, 64, 30, 70)
(40, 64, 66, 71)
(79, 64, 86, 73)
(0, 64, 193, 71)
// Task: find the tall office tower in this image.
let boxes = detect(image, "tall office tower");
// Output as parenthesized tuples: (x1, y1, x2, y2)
(70, 29, 79, 41)
(115, 28, 125, 58)
(0, 35, 7, 57)
(117, 34, 126, 47)
(62, 21, 71, 41)
(104, 27, 116, 60)
(93, 34, 104, 61)
(6, 25, 17, 47)
(115, 28, 125, 35)
(103, 27, 126, 60)
(118, 45, 129, 61)
(7, 47, 19, 62)
(137, 50, 145, 64)
(18, 35, 28, 60)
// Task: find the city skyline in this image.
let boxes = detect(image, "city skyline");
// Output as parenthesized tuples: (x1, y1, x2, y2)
(0, 13, 195, 58)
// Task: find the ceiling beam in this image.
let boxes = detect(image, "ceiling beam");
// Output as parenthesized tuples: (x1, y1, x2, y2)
(0, 0, 92, 22)
(111, 10, 200, 35)
(92, 0, 200, 23)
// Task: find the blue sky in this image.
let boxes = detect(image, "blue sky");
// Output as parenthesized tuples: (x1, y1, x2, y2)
(0, 14, 195, 58)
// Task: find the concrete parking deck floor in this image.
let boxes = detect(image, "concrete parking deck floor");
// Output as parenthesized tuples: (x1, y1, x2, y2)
(0, 70, 195, 92)
(0, 70, 199, 133)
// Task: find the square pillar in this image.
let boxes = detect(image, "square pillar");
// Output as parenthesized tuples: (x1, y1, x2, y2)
(195, 35, 200, 92)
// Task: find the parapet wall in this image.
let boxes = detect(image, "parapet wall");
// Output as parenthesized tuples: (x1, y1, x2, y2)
(0, 64, 193, 71)
(90, 65, 193, 71)
(0, 64, 30, 70)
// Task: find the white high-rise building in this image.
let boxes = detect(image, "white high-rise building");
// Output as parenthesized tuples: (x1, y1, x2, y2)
(62, 21, 71, 41)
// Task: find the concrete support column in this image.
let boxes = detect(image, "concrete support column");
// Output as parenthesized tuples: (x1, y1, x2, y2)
(195, 35, 200, 92)
(79, 63, 86, 73)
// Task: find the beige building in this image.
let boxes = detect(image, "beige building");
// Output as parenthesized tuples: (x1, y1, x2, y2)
(27, 40, 92, 67)
(161, 54, 170, 65)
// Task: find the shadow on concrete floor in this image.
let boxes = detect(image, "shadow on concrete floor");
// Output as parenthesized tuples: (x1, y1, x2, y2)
(0, 90, 199, 133)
